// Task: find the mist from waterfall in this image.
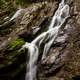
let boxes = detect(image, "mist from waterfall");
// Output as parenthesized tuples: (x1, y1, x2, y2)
(21, 0, 70, 80)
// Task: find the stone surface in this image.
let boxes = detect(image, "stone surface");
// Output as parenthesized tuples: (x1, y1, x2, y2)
(0, 0, 80, 80)
(0, 1, 58, 80)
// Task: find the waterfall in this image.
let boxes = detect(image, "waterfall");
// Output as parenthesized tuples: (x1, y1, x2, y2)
(10, 9, 24, 21)
(23, 43, 38, 80)
(21, 0, 70, 80)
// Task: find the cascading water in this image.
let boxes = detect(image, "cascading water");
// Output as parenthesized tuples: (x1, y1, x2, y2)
(10, 9, 24, 21)
(21, 0, 70, 80)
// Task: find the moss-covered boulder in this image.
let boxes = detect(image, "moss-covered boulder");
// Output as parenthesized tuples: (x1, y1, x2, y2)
(0, 38, 26, 80)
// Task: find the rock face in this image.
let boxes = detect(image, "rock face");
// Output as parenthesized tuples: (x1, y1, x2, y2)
(0, 1, 58, 80)
(0, 0, 80, 80)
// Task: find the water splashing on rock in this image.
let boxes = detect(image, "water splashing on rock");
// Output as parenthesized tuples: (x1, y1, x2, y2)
(21, 0, 70, 80)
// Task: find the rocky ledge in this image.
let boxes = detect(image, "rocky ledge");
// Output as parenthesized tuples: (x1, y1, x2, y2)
(0, 0, 80, 80)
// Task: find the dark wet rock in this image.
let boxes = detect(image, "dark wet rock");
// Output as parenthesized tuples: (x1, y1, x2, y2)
(0, 1, 58, 80)
(0, 1, 57, 50)
(0, 38, 26, 80)
(43, 0, 80, 80)
(37, 28, 70, 79)
(18, 1, 58, 41)
(0, 0, 80, 80)
(72, 75, 80, 80)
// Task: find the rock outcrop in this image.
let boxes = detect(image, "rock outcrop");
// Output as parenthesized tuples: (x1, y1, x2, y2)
(0, 0, 80, 80)
(0, 1, 58, 80)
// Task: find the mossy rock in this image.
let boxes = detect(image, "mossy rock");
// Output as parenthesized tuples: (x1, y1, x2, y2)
(8, 38, 25, 50)
(3, 38, 25, 60)
(0, 38, 26, 80)
(0, 38, 25, 68)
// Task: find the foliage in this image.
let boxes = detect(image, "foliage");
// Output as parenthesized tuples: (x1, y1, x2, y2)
(9, 38, 25, 50)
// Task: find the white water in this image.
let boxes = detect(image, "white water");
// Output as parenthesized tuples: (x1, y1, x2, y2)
(21, 0, 70, 80)
(10, 9, 24, 21)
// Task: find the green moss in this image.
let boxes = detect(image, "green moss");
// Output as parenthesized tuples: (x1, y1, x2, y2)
(0, 38, 26, 69)
(9, 38, 25, 50)
(3, 38, 25, 60)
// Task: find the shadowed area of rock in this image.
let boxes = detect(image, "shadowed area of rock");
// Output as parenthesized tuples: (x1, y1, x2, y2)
(0, 0, 80, 80)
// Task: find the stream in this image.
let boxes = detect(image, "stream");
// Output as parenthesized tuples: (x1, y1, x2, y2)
(19, 0, 70, 80)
